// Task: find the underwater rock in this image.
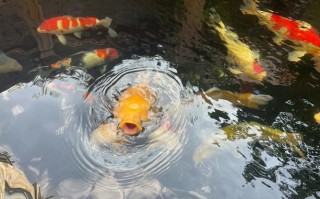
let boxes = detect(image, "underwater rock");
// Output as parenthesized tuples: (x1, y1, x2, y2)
(0, 51, 23, 73)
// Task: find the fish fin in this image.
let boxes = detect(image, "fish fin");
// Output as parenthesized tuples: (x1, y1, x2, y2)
(252, 50, 260, 59)
(108, 28, 118, 38)
(205, 87, 221, 95)
(28, 66, 49, 73)
(99, 16, 112, 28)
(288, 51, 307, 62)
(73, 31, 82, 39)
(99, 65, 107, 74)
(240, 0, 259, 15)
(56, 34, 67, 45)
(272, 36, 283, 45)
(228, 67, 243, 75)
(311, 55, 320, 72)
(248, 94, 273, 105)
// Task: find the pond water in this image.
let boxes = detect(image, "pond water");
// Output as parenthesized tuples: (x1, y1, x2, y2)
(0, 0, 320, 198)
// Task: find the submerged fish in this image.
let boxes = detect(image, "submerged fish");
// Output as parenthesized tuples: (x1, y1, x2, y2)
(81, 48, 119, 69)
(241, 0, 320, 72)
(0, 51, 23, 74)
(204, 87, 273, 109)
(207, 8, 266, 81)
(314, 112, 320, 124)
(222, 121, 305, 158)
(37, 16, 118, 45)
(0, 159, 41, 199)
(193, 121, 305, 164)
(113, 84, 156, 136)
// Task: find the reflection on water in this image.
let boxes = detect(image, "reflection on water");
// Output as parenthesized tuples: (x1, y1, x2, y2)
(1, 0, 320, 198)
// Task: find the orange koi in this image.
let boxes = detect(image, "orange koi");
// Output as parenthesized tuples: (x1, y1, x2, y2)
(50, 57, 72, 69)
(207, 8, 266, 81)
(241, 0, 320, 72)
(37, 16, 118, 45)
(81, 48, 119, 69)
(113, 85, 156, 136)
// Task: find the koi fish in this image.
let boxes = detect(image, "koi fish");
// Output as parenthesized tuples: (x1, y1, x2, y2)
(81, 48, 119, 69)
(194, 121, 305, 164)
(50, 57, 72, 69)
(49, 48, 119, 70)
(222, 121, 305, 158)
(314, 112, 320, 124)
(0, 161, 41, 199)
(204, 87, 273, 109)
(113, 84, 156, 136)
(37, 16, 118, 45)
(0, 51, 23, 74)
(241, 0, 320, 72)
(207, 8, 266, 81)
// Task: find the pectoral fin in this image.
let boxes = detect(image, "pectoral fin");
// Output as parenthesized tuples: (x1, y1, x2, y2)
(288, 51, 307, 62)
(228, 67, 243, 75)
(272, 36, 283, 45)
(56, 34, 67, 45)
(73, 31, 82, 39)
(108, 28, 118, 38)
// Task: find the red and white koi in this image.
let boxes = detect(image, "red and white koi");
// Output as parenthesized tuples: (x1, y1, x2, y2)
(81, 48, 119, 69)
(207, 8, 266, 82)
(37, 16, 118, 45)
(241, 0, 320, 72)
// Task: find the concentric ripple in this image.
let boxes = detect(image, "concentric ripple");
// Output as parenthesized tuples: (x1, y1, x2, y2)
(66, 56, 192, 189)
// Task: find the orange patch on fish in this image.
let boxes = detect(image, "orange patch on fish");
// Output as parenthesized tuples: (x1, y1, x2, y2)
(95, 49, 108, 59)
(271, 14, 320, 47)
(79, 17, 96, 28)
(253, 62, 264, 74)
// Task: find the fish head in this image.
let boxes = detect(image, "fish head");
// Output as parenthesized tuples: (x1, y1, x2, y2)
(37, 18, 59, 33)
(114, 95, 151, 136)
(107, 48, 120, 60)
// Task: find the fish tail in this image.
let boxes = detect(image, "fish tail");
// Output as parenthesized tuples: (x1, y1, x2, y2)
(207, 8, 227, 32)
(98, 16, 112, 28)
(98, 17, 118, 38)
(241, 0, 259, 15)
(248, 94, 273, 105)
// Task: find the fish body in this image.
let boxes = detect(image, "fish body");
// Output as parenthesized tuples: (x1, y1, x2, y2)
(113, 85, 156, 136)
(205, 87, 273, 109)
(81, 48, 119, 69)
(222, 121, 305, 158)
(0, 161, 39, 199)
(37, 16, 118, 45)
(207, 8, 266, 81)
(314, 112, 320, 124)
(241, 0, 320, 71)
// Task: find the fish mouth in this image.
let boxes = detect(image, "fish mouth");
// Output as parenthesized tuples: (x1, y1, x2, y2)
(119, 118, 142, 136)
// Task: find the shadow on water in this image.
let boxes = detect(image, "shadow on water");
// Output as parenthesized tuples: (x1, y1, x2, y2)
(0, 0, 320, 198)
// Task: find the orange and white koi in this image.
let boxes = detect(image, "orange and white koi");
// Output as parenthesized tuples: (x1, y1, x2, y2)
(37, 16, 118, 45)
(81, 48, 119, 69)
(207, 8, 266, 82)
(204, 87, 273, 109)
(113, 84, 156, 136)
(241, 0, 320, 72)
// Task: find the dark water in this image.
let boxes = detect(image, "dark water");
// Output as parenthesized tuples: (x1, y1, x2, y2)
(1, 0, 320, 198)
